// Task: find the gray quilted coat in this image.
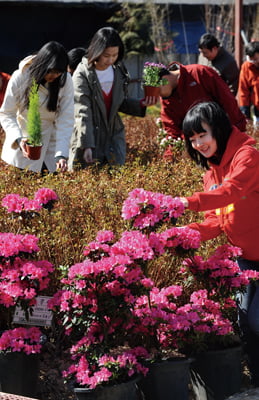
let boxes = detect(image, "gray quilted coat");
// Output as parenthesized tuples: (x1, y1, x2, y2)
(68, 57, 146, 169)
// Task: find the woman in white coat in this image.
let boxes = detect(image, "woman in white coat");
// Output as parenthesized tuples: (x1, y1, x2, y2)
(0, 41, 74, 173)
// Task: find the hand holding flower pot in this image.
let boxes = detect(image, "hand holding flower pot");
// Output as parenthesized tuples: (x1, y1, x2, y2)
(24, 79, 42, 160)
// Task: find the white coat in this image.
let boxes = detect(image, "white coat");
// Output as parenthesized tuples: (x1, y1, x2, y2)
(0, 56, 74, 172)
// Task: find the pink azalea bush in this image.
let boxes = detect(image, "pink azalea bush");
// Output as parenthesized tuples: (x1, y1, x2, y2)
(48, 188, 259, 388)
(49, 189, 202, 389)
(0, 188, 57, 354)
(0, 233, 53, 354)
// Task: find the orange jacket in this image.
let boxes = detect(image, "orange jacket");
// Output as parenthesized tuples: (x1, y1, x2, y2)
(187, 127, 259, 260)
(238, 61, 259, 110)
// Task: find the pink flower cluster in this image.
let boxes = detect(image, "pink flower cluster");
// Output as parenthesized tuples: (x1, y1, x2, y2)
(133, 286, 233, 354)
(182, 244, 259, 298)
(34, 188, 58, 205)
(0, 327, 42, 354)
(121, 188, 185, 229)
(0, 233, 40, 258)
(83, 227, 200, 264)
(2, 187, 58, 214)
(149, 227, 200, 255)
(0, 257, 53, 307)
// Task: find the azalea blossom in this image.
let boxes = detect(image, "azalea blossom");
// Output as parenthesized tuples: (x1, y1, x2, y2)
(121, 188, 185, 229)
(2, 187, 58, 215)
(0, 327, 42, 354)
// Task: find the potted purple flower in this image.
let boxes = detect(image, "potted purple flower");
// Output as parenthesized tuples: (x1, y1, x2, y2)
(142, 62, 168, 98)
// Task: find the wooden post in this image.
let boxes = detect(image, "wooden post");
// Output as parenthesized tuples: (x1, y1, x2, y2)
(235, 0, 243, 68)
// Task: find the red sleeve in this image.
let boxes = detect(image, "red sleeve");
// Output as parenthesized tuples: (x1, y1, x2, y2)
(188, 210, 222, 241)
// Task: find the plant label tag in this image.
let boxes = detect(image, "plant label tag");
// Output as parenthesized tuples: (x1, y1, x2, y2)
(13, 296, 53, 327)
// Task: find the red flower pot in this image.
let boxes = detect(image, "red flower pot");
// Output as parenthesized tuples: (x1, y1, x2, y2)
(25, 142, 42, 160)
(144, 86, 160, 98)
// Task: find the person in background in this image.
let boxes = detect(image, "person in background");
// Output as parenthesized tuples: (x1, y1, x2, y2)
(69, 27, 156, 170)
(0, 70, 10, 107)
(67, 47, 86, 75)
(158, 62, 246, 155)
(198, 33, 239, 95)
(238, 41, 259, 128)
(179, 101, 259, 387)
(0, 41, 74, 173)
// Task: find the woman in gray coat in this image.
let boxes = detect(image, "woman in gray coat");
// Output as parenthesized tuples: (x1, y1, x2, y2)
(69, 27, 155, 169)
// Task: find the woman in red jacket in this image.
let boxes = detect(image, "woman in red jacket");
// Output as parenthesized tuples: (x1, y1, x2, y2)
(180, 101, 259, 387)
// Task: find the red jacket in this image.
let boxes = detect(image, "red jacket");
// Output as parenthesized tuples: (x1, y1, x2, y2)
(238, 60, 259, 110)
(0, 71, 11, 107)
(187, 126, 259, 260)
(161, 63, 246, 138)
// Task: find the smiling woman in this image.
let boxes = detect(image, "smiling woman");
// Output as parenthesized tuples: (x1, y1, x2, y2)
(189, 123, 217, 159)
(179, 101, 259, 388)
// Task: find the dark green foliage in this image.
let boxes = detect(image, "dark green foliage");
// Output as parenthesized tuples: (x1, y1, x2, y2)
(108, 4, 154, 56)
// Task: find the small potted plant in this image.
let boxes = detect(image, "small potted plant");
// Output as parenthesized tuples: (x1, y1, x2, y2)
(142, 62, 168, 98)
(25, 79, 42, 160)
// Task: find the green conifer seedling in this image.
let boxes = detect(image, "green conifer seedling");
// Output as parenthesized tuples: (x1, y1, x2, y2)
(26, 80, 42, 146)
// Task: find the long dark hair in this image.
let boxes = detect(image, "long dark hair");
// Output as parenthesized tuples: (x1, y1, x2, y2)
(183, 102, 232, 169)
(25, 41, 68, 112)
(87, 27, 124, 67)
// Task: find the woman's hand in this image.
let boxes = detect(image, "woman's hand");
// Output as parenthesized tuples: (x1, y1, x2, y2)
(19, 138, 30, 159)
(56, 158, 68, 172)
(141, 96, 159, 106)
(83, 148, 94, 163)
(180, 197, 189, 208)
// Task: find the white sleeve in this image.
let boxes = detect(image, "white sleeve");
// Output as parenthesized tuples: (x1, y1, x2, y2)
(54, 73, 74, 158)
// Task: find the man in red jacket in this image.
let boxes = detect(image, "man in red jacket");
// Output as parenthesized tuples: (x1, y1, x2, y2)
(159, 62, 246, 149)
(238, 41, 259, 127)
(0, 71, 10, 107)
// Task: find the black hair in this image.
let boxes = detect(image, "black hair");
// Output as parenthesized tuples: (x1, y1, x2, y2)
(198, 33, 220, 50)
(25, 41, 68, 112)
(245, 41, 259, 58)
(87, 27, 124, 67)
(182, 102, 232, 169)
(68, 47, 86, 72)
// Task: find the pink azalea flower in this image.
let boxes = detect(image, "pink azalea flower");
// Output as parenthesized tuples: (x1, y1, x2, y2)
(34, 187, 58, 204)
